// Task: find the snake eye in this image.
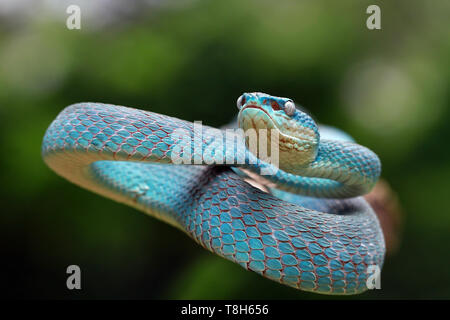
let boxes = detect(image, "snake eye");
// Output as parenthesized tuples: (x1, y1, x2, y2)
(284, 100, 296, 116)
(237, 95, 246, 109)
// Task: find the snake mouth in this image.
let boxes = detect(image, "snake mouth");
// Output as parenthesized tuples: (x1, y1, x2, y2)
(240, 104, 302, 142)
(240, 104, 278, 129)
(240, 104, 319, 145)
(239, 103, 319, 166)
(239, 103, 298, 148)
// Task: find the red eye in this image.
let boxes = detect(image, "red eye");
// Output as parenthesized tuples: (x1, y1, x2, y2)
(271, 101, 281, 111)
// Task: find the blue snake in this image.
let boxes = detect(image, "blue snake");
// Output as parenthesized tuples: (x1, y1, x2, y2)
(42, 92, 384, 295)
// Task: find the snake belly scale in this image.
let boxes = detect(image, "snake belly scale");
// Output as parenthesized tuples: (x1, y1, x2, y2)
(42, 92, 385, 295)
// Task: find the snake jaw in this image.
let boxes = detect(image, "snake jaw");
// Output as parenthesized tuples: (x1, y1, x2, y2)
(237, 93, 320, 168)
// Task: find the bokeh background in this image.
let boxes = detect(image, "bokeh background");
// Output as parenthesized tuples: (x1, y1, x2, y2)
(1, 0, 449, 299)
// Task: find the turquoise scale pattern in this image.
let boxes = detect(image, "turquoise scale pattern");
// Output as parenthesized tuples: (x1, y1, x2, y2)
(42, 102, 385, 295)
(265, 140, 381, 198)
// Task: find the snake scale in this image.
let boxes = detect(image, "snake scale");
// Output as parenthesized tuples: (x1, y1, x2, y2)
(42, 92, 385, 295)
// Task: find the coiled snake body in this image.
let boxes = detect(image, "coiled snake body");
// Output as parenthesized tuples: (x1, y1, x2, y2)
(42, 92, 385, 295)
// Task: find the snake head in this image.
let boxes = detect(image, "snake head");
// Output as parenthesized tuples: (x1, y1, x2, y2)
(237, 92, 319, 168)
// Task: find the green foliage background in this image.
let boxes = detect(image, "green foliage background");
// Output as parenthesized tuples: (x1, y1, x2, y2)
(1, 0, 449, 299)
